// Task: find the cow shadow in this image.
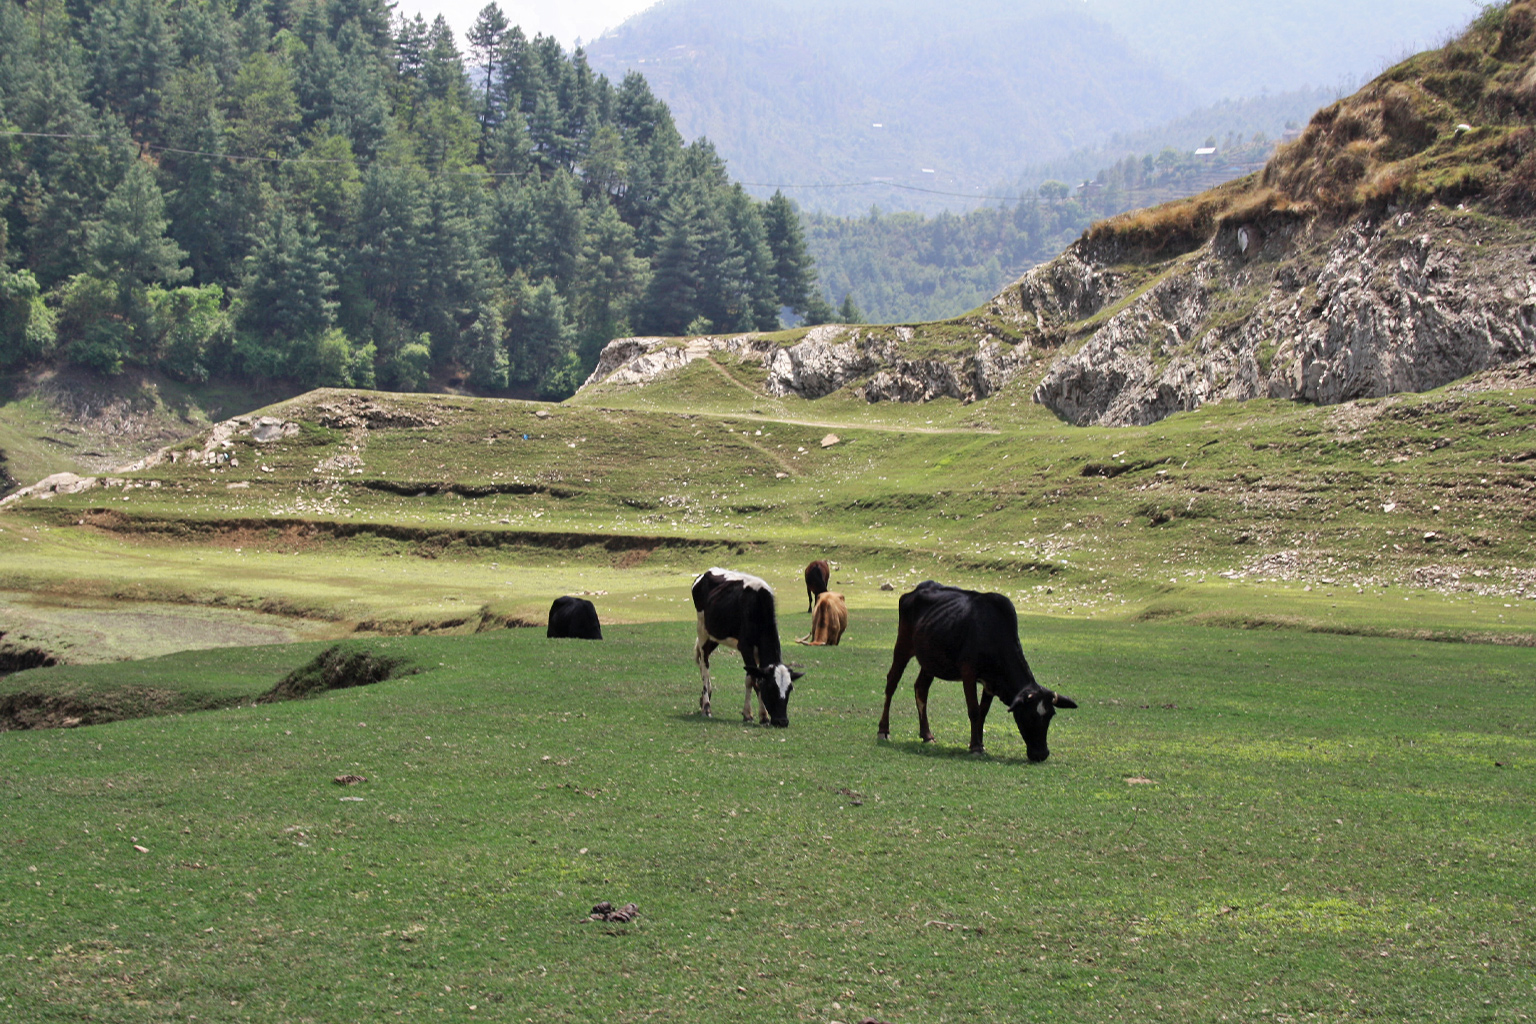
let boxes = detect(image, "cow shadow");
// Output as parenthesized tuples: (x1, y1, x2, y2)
(667, 709, 776, 730)
(878, 737, 1037, 767)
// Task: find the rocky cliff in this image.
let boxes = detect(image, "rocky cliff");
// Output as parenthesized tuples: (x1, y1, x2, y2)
(583, 3, 1536, 426)
(582, 323, 1042, 405)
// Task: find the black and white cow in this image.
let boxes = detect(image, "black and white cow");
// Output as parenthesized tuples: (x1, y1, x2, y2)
(692, 568, 803, 727)
(547, 596, 602, 640)
(879, 580, 1077, 762)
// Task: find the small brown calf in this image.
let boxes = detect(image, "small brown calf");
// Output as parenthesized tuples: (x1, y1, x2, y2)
(796, 591, 847, 646)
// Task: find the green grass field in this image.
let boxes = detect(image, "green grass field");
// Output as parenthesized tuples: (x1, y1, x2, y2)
(1, 618, 1532, 1022)
(1, 349, 1535, 1022)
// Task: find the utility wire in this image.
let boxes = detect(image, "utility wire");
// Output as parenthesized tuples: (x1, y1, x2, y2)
(2, 127, 1035, 196)
(2, 128, 1257, 209)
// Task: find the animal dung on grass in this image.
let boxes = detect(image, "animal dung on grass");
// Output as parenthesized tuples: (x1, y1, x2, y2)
(586, 901, 639, 923)
(333, 774, 368, 786)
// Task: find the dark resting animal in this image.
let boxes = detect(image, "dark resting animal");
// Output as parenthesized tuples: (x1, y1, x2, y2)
(804, 559, 831, 613)
(878, 581, 1076, 762)
(693, 568, 803, 727)
(546, 596, 603, 640)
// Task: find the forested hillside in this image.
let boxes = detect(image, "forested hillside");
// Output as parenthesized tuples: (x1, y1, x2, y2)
(0, 0, 821, 399)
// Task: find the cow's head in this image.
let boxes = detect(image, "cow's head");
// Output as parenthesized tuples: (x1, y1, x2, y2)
(1007, 688, 1077, 762)
(747, 663, 803, 727)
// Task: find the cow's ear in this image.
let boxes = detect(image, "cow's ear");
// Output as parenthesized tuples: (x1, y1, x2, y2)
(789, 669, 805, 682)
(1052, 693, 1078, 710)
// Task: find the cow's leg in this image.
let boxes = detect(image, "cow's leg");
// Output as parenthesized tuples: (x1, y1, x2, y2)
(695, 636, 718, 717)
(962, 670, 987, 754)
(977, 689, 995, 753)
(914, 671, 936, 743)
(743, 671, 760, 724)
(879, 622, 915, 740)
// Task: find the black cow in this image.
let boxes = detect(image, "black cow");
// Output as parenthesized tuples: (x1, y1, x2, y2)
(547, 596, 602, 640)
(693, 568, 803, 727)
(878, 581, 1077, 762)
(804, 559, 831, 613)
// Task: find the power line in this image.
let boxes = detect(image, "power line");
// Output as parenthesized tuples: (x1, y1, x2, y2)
(741, 178, 1027, 202)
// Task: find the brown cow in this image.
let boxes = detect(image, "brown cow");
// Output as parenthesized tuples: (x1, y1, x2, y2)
(804, 559, 831, 613)
(796, 591, 847, 646)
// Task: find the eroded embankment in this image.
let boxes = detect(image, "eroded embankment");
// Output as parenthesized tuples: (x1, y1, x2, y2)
(0, 642, 58, 675)
(0, 643, 418, 731)
(53, 507, 1067, 579)
(60, 508, 759, 559)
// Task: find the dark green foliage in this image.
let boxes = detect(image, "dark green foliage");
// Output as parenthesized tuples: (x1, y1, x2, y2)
(86, 161, 189, 291)
(0, 0, 820, 393)
(763, 190, 814, 314)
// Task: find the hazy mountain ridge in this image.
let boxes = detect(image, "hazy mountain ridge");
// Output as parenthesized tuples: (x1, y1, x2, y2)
(585, 2, 1536, 428)
(1011, 1, 1536, 425)
(585, 0, 1474, 215)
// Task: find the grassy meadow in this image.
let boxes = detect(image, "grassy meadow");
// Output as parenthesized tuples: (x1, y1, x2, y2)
(1, 349, 1535, 1021)
(2, 619, 1533, 1023)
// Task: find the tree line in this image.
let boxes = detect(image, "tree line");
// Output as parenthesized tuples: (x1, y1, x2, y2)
(0, 0, 825, 398)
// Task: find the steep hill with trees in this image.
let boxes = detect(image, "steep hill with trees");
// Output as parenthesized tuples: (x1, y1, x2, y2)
(0, 0, 822, 404)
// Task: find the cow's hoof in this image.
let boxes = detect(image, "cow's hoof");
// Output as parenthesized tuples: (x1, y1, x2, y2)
(921, 735, 936, 744)
(968, 747, 987, 757)
(876, 731, 889, 741)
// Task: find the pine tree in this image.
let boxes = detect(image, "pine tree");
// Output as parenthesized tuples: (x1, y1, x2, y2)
(838, 292, 864, 324)
(86, 161, 189, 291)
(87, 0, 172, 145)
(574, 201, 647, 361)
(638, 188, 701, 336)
(763, 190, 815, 314)
(466, 3, 509, 145)
(238, 206, 337, 356)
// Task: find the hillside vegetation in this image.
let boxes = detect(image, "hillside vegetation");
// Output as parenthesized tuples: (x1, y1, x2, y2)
(0, 0, 823, 407)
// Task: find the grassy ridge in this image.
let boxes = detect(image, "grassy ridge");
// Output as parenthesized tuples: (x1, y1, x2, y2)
(2, 368, 1534, 651)
(1, 618, 1532, 1021)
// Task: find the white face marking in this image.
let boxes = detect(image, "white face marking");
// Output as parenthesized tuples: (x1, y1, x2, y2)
(1035, 699, 1051, 718)
(772, 664, 794, 700)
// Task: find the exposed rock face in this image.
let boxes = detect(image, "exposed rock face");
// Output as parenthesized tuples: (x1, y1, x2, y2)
(1027, 209, 1536, 425)
(582, 324, 1036, 404)
(584, 208, 1536, 428)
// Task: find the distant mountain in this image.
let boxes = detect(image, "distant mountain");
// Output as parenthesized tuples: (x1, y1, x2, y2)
(584, 0, 1472, 214)
(586, 2, 1536, 428)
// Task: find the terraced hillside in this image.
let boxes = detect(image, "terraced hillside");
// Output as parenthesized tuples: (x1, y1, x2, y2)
(2, 355, 1534, 665)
